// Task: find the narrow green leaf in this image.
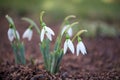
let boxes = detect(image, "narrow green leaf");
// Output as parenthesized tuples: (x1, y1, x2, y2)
(5, 15, 14, 26)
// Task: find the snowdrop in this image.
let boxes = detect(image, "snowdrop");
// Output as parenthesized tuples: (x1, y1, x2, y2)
(61, 25, 72, 37)
(6, 15, 26, 65)
(23, 28, 33, 41)
(40, 26, 55, 42)
(11, 11, 87, 74)
(8, 28, 20, 42)
(64, 38, 74, 54)
(76, 41, 87, 56)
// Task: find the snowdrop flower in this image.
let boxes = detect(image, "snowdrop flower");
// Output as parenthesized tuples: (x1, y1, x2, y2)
(23, 28, 33, 41)
(61, 25, 72, 37)
(64, 39, 74, 54)
(8, 28, 20, 42)
(76, 41, 87, 56)
(40, 26, 55, 42)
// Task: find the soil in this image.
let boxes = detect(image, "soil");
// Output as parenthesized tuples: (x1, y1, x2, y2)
(0, 16, 120, 80)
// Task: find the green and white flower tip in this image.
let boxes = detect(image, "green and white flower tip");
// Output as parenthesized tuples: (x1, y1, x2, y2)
(76, 41, 87, 56)
(64, 39, 74, 54)
(40, 26, 55, 42)
(23, 28, 33, 41)
(8, 28, 20, 42)
(61, 25, 72, 37)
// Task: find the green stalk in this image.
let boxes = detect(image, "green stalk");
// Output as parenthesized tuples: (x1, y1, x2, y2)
(72, 30, 87, 42)
(22, 18, 41, 34)
(39, 39, 50, 70)
(12, 42, 26, 64)
(6, 15, 26, 65)
(59, 15, 76, 36)
(40, 11, 45, 24)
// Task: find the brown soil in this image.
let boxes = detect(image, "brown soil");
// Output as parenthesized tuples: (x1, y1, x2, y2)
(0, 16, 120, 80)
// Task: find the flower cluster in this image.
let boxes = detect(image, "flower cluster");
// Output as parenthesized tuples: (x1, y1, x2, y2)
(6, 11, 87, 74)
(6, 15, 26, 64)
(63, 27, 87, 56)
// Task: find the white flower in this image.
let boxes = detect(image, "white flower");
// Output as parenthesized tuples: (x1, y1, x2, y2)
(40, 26, 55, 42)
(61, 25, 72, 37)
(23, 28, 33, 41)
(8, 28, 14, 42)
(8, 28, 20, 42)
(76, 41, 87, 56)
(64, 39, 74, 54)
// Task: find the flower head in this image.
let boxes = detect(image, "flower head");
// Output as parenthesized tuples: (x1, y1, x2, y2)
(8, 28, 20, 42)
(76, 41, 87, 56)
(40, 26, 55, 42)
(61, 25, 72, 37)
(23, 28, 33, 41)
(64, 39, 74, 54)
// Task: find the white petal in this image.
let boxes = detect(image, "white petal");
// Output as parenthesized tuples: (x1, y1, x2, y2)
(64, 40, 68, 54)
(76, 43, 80, 56)
(68, 39, 74, 54)
(45, 26, 55, 36)
(8, 28, 14, 42)
(79, 42, 87, 55)
(28, 30, 33, 41)
(40, 29, 45, 42)
(61, 26, 67, 36)
(61, 25, 72, 37)
(23, 29, 33, 41)
(68, 27, 72, 37)
(46, 32, 52, 41)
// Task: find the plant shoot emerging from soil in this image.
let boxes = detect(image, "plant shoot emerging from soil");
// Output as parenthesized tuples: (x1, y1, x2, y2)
(6, 15, 26, 65)
(6, 11, 87, 74)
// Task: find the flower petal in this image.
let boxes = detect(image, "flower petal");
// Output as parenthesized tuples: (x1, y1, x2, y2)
(28, 30, 33, 41)
(8, 28, 14, 42)
(61, 25, 72, 37)
(23, 29, 33, 41)
(46, 32, 52, 41)
(68, 27, 72, 37)
(76, 43, 80, 56)
(40, 28, 45, 42)
(61, 26, 67, 36)
(68, 39, 74, 54)
(64, 40, 68, 54)
(45, 26, 55, 36)
(79, 42, 87, 55)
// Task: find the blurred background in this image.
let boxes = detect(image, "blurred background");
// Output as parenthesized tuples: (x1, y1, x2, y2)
(0, 0, 120, 37)
(0, 1, 120, 79)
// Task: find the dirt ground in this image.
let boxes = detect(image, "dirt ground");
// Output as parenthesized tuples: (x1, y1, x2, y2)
(0, 16, 120, 80)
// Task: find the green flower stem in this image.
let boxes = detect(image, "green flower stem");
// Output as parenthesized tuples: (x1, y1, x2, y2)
(64, 15, 76, 21)
(50, 53, 55, 73)
(6, 15, 26, 65)
(39, 39, 50, 70)
(49, 50, 63, 74)
(72, 30, 87, 42)
(12, 42, 26, 64)
(5, 15, 14, 26)
(64, 22, 79, 35)
(22, 18, 41, 34)
(54, 22, 78, 52)
(59, 15, 76, 35)
(6, 15, 19, 42)
(54, 50, 63, 73)
(40, 11, 45, 24)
